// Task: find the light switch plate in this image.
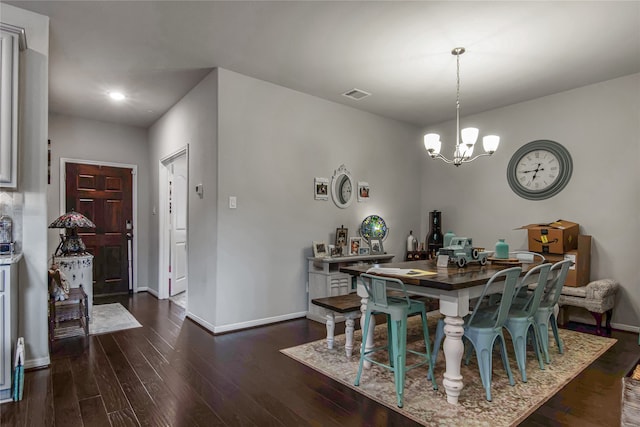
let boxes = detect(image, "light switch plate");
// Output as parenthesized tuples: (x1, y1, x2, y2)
(229, 196, 237, 209)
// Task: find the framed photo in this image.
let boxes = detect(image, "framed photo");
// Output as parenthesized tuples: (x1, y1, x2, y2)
(357, 181, 370, 202)
(349, 237, 362, 256)
(358, 246, 370, 255)
(312, 241, 328, 258)
(335, 226, 348, 250)
(314, 177, 329, 200)
(370, 238, 384, 255)
(329, 244, 341, 257)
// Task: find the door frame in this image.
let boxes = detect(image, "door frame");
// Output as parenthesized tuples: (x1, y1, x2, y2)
(59, 157, 139, 292)
(158, 146, 189, 300)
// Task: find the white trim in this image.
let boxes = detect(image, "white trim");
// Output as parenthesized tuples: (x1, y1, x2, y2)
(198, 311, 308, 334)
(610, 322, 638, 333)
(158, 146, 189, 301)
(25, 356, 50, 370)
(139, 287, 158, 298)
(59, 158, 139, 293)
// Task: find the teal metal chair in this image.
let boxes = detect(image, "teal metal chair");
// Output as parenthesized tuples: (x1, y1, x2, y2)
(462, 266, 521, 401)
(430, 267, 522, 401)
(534, 259, 572, 364)
(504, 262, 552, 382)
(354, 273, 437, 408)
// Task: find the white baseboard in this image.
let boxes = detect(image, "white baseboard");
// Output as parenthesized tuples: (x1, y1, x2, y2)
(186, 311, 216, 331)
(611, 322, 639, 333)
(138, 287, 159, 298)
(186, 311, 307, 335)
(25, 356, 50, 370)
(214, 311, 307, 334)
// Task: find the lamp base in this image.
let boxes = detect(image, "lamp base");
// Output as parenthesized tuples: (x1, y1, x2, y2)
(59, 235, 87, 255)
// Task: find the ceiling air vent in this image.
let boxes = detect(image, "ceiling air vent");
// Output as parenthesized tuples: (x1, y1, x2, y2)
(342, 88, 371, 101)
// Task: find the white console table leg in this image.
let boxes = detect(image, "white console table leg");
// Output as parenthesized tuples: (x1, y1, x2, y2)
(326, 313, 335, 349)
(344, 314, 355, 357)
(442, 315, 465, 404)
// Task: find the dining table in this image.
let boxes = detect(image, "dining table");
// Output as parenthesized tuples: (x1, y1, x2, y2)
(340, 258, 538, 404)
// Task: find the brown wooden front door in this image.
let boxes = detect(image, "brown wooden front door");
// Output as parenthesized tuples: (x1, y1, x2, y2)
(65, 162, 133, 295)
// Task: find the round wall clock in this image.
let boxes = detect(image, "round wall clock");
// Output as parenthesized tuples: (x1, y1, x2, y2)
(507, 140, 573, 200)
(331, 164, 354, 208)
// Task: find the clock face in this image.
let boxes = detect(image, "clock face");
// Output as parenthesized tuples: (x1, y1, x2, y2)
(514, 149, 560, 192)
(507, 140, 572, 200)
(339, 177, 352, 203)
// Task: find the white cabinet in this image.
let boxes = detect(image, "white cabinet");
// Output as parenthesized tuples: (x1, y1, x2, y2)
(54, 255, 94, 319)
(0, 255, 20, 403)
(307, 254, 394, 323)
(0, 24, 26, 189)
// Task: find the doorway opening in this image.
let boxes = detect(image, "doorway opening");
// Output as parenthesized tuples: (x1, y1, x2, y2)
(159, 147, 189, 308)
(60, 158, 138, 295)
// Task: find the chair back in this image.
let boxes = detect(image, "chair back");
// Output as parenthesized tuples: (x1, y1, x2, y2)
(514, 263, 552, 315)
(539, 259, 572, 309)
(467, 266, 522, 329)
(360, 273, 410, 309)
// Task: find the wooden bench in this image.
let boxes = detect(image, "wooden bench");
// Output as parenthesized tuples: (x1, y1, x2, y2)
(528, 278, 619, 336)
(311, 293, 362, 357)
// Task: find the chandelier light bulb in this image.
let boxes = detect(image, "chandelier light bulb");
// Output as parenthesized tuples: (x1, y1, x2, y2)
(483, 135, 500, 153)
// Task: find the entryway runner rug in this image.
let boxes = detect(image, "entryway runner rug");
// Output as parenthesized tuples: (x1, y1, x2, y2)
(281, 315, 616, 426)
(90, 303, 142, 335)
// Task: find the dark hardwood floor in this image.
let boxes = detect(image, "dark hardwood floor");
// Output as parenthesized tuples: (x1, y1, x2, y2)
(1, 292, 638, 426)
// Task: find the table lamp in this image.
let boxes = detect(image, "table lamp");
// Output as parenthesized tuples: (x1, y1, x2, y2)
(49, 210, 96, 256)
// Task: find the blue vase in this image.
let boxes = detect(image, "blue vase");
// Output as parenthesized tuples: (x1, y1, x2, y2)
(495, 239, 509, 259)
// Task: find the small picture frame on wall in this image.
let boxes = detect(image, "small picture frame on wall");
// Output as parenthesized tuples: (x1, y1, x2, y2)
(358, 247, 370, 255)
(370, 238, 384, 255)
(349, 237, 362, 256)
(314, 177, 329, 200)
(312, 241, 328, 258)
(357, 182, 370, 202)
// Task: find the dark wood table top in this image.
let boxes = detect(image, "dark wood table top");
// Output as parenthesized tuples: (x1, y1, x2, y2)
(340, 259, 539, 292)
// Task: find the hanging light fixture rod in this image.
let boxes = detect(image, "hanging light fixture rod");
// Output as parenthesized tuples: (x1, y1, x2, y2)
(423, 47, 500, 166)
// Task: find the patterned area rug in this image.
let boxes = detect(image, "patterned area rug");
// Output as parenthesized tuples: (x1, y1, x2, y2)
(90, 303, 142, 335)
(281, 315, 616, 426)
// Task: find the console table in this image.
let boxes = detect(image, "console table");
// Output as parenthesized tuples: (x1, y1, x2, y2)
(306, 253, 394, 323)
(54, 254, 94, 318)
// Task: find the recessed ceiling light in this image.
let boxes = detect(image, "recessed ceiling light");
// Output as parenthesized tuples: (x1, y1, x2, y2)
(108, 91, 126, 101)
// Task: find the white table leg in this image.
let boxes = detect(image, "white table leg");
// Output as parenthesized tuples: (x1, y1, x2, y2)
(326, 313, 335, 349)
(344, 314, 355, 357)
(442, 315, 465, 404)
(439, 291, 469, 405)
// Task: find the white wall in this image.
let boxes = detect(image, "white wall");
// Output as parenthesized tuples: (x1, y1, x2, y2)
(47, 113, 151, 289)
(214, 68, 422, 331)
(1, 3, 50, 368)
(148, 67, 423, 333)
(421, 73, 640, 330)
(148, 69, 219, 328)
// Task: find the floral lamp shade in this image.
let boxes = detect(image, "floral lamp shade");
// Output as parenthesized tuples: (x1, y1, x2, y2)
(48, 210, 96, 229)
(49, 210, 96, 255)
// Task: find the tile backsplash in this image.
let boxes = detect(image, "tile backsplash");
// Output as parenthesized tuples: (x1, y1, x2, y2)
(0, 191, 22, 254)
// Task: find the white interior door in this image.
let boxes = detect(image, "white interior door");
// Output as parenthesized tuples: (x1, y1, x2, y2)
(169, 154, 188, 296)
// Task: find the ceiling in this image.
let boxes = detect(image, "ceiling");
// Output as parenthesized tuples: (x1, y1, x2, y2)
(5, 1, 640, 129)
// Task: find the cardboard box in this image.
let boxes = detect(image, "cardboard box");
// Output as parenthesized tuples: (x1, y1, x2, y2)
(518, 219, 579, 254)
(540, 235, 591, 287)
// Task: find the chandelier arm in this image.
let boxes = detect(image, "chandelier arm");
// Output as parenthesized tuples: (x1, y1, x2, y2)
(460, 152, 494, 163)
(430, 153, 456, 164)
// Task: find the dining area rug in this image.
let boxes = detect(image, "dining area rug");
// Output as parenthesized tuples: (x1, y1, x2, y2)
(281, 315, 616, 426)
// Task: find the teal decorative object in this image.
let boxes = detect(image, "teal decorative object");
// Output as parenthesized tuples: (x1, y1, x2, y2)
(360, 215, 388, 242)
(495, 239, 509, 259)
(444, 230, 456, 248)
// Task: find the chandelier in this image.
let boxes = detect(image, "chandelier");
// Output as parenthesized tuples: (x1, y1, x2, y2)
(423, 47, 499, 166)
